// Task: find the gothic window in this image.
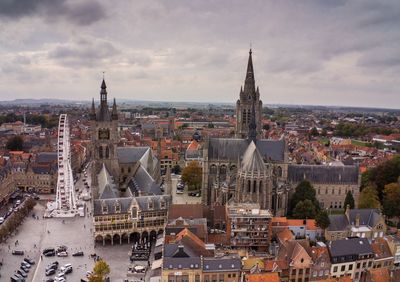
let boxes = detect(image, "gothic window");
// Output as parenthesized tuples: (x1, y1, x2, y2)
(219, 165, 227, 181)
(253, 180, 257, 193)
(148, 200, 154, 210)
(247, 180, 251, 193)
(277, 166, 283, 177)
(99, 147, 103, 159)
(210, 165, 217, 175)
(106, 146, 110, 158)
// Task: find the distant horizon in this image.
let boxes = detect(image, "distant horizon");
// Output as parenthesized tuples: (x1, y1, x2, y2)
(1, 97, 399, 111)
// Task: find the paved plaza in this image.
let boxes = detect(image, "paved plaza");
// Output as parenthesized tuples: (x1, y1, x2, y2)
(0, 174, 135, 282)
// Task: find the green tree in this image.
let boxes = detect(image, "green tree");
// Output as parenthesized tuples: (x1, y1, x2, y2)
(290, 180, 319, 215)
(89, 259, 110, 282)
(181, 161, 202, 191)
(343, 191, 355, 210)
(358, 185, 381, 209)
(310, 127, 319, 136)
(6, 135, 24, 151)
(361, 156, 400, 200)
(315, 210, 330, 230)
(172, 164, 181, 175)
(262, 124, 270, 131)
(293, 200, 317, 219)
(382, 182, 400, 218)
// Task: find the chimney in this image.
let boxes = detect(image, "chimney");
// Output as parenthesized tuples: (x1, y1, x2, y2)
(355, 213, 360, 228)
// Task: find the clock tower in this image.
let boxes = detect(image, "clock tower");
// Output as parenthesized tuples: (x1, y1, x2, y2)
(90, 78, 119, 197)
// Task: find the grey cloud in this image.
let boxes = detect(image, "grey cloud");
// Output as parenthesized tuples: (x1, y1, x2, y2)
(0, 0, 106, 26)
(49, 38, 119, 68)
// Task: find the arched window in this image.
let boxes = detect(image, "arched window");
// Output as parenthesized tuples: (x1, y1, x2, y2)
(247, 180, 251, 193)
(277, 166, 283, 177)
(210, 165, 217, 175)
(219, 165, 227, 181)
(253, 180, 257, 193)
(99, 147, 103, 159)
(105, 146, 110, 158)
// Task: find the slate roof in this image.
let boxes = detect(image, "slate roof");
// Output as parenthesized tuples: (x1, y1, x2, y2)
(93, 195, 171, 216)
(36, 152, 57, 163)
(128, 165, 161, 195)
(327, 209, 382, 231)
(329, 237, 373, 257)
(207, 138, 285, 162)
(288, 164, 359, 184)
(203, 256, 241, 272)
(117, 147, 149, 164)
(241, 141, 265, 173)
(98, 164, 118, 199)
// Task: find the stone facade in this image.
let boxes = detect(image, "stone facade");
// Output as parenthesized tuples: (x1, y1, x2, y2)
(201, 50, 361, 217)
(90, 79, 170, 245)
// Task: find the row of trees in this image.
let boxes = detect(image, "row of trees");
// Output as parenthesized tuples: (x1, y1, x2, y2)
(0, 197, 36, 243)
(334, 122, 397, 138)
(0, 113, 59, 128)
(358, 156, 400, 218)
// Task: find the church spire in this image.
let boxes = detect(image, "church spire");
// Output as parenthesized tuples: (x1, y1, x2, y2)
(111, 98, 118, 120)
(248, 99, 257, 142)
(90, 98, 96, 120)
(244, 49, 256, 96)
(98, 78, 111, 121)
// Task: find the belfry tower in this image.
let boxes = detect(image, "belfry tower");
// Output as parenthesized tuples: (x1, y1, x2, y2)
(235, 49, 262, 139)
(90, 78, 119, 198)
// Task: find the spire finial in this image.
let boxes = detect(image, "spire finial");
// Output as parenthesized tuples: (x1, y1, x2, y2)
(102, 71, 105, 80)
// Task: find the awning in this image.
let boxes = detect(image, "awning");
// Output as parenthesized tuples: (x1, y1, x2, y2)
(152, 259, 162, 270)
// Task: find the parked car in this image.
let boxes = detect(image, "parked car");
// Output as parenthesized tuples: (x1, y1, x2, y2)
(20, 262, 31, 268)
(176, 189, 183, 194)
(57, 251, 68, 257)
(46, 268, 56, 276)
(16, 269, 27, 278)
(23, 258, 35, 265)
(72, 251, 84, 256)
(10, 274, 25, 282)
(12, 250, 24, 255)
(56, 245, 67, 252)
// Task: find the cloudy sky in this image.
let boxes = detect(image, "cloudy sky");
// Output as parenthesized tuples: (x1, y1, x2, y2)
(0, 0, 399, 108)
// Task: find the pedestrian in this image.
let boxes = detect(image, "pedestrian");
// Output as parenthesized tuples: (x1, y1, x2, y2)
(8, 244, 10, 250)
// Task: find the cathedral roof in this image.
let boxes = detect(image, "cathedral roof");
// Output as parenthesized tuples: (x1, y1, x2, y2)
(241, 141, 265, 172)
(117, 147, 149, 164)
(207, 138, 285, 162)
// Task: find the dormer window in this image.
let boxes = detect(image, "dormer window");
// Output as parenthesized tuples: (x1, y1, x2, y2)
(160, 198, 166, 209)
(115, 201, 121, 213)
(101, 201, 108, 214)
(148, 199, 154, 210)
(131, 207, 137, 219)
